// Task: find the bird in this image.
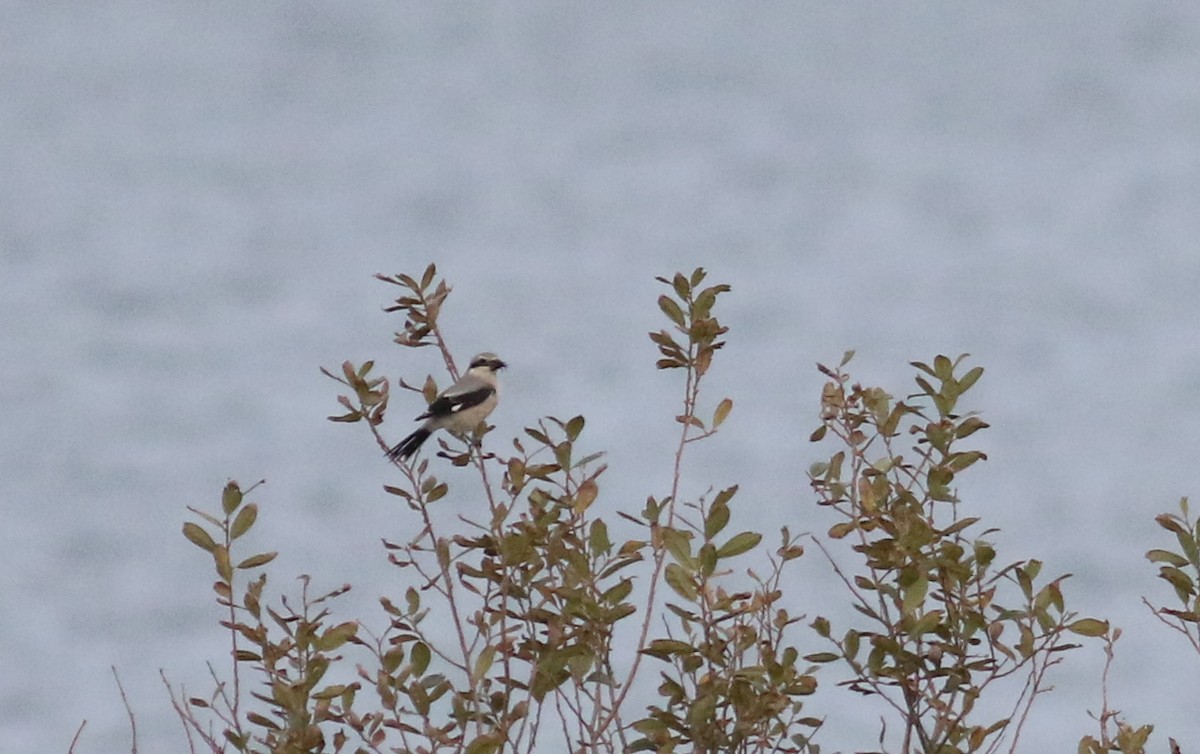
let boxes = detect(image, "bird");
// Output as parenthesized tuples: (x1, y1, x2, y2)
(387, 352, 506, 461)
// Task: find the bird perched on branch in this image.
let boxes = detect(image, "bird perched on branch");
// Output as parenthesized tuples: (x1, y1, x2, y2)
(387, 352, 506, 461)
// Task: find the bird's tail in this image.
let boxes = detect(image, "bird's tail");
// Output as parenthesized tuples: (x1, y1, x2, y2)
(387, 427, 432, 462)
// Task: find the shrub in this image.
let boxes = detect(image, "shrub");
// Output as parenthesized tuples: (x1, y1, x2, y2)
(160, 265, 1179, 754)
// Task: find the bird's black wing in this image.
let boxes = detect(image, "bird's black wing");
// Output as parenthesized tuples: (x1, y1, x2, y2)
(419, 385, 496, 420)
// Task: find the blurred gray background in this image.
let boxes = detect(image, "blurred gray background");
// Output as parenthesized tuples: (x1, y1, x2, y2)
(4, 2, 1199, 751)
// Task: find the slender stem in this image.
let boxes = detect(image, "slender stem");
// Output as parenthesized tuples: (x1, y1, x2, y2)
(427, 301, 459, 382)
(67, 721, 86, 754)
(112, 667, 138, 754)
(600, 335, 699, 731)
(471, 442, 500, 516)
(1144, 596, 1200, 654)
(223, 519, 244, 738)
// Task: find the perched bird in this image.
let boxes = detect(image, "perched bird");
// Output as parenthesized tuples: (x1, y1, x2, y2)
(387, 352, 506, 461)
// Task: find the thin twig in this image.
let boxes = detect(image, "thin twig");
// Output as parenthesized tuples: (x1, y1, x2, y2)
(1142, 596, 1200, 654)
(600, 329, 700, 731)
(67, 720, 86, 754)
(160, 671, 209, 754)
(111, 666, 138, 754)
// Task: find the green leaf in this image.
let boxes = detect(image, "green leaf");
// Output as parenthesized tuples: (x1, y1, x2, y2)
(671, 272, 690, 300)
(1155, 513, 1187, 536)
(915, 377, 939, 405)
(661, 528, 694, 567)
(947, 450, 987, 472)
(712, 397, 733, 428)
(658, 295, 686, 328)
(213, 545, 233, 582)
(422, 375, 439, 404)
(974, 540, 996, 570)
(901, 574, 929, 616)
(553, 441, 572, 470)
(1078, 735, 1103, 754)
(910, 360, 934, 376)
(472, 645, 496, 682)
(1146, 549, 1190, 567)
(312, 683, 350, 701)
(565, 415, 586, 441)
(318, 621, 359, 651)
(1067, 618, 1109, 637)
(1116, 725, 1153, 752)
(716, 531, 762, 559)
(648, 329, 682, 353)
(909, 611, 942, 636)
(574, 479, 599, 513)
(712, 485, 738, 507)
(1159, 566, 1196, 600)
(686, 693, 717, 730)
(641, 639, 696, 659)
(928, 465, 955, 495)
(222, 482, 243, 515)
(664, 563, 697, 601)
(425, 482, 449, 503)
(933, 354, 953, 380)
(230, 504, 258, 540)
(588, 519, 612, 556)
(602, 578, 633, 606)
(958, 365, 984, 393)
(844, 629, 860, 661)
(828, 521, 855, 539)
(1024, 559, 1043, 581)
(506, 457, 525, 491)
(524, 426, 551, 446)
(1022, 623, 1048, 660)
(410, 641, 431, 675)
(811, 616, 830, 638)
(942, 516, 980, 536)
(699, 543, 718, 577)
(693, 287, 717, 319)
(183, 522, 217, 553)
(1176, 528, 1200, 567)
(237, 551, 278, 570)
(409, 680, 430, 715)
(705, 501, 730, 541)
(955, 416, 989, 439)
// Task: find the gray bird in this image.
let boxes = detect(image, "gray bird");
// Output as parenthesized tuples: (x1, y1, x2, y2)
(387, 352, 506, 461)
